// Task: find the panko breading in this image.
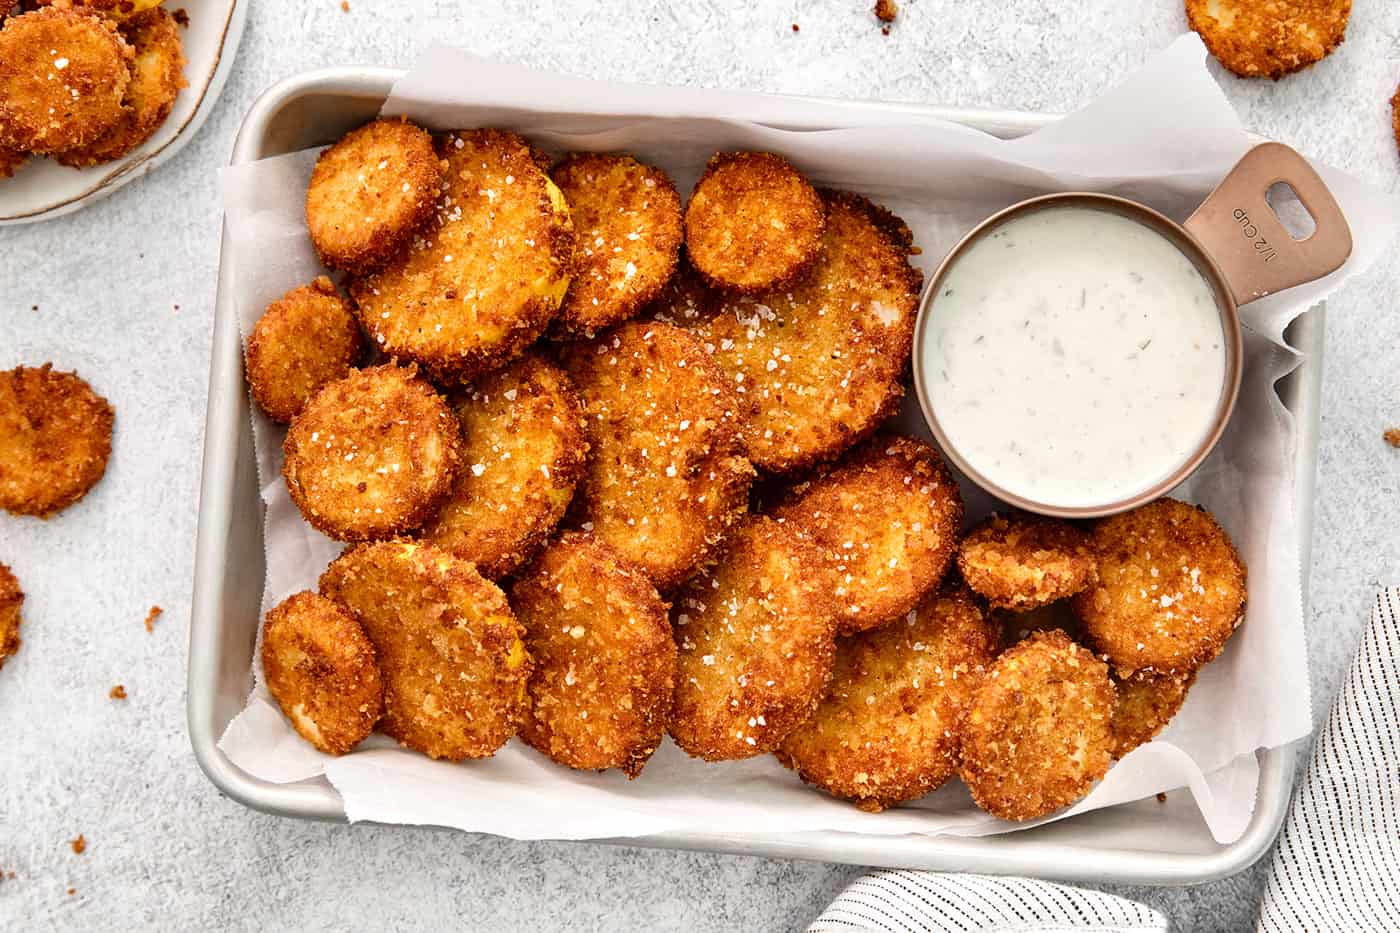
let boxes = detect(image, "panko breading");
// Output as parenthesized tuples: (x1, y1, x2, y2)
(349, 129, 574, 382)
(421, 353, 589, 579)
(773, 434, 962, 634)
(319, 540, 530, 761)
(1111, 671, 1195, 759)
(510, 533, 675, 777)
(777, 582, 997, 811)
(0, 364, 114, 517)
(957, 514, 1097, 611)
(305, 118, 442, 275)
(0, 146, 26, 179)
(0, 562, 22, 671)
(1071, 499, 1246, 678)
(282, 364, 463, 541)
(38, 0, 164, 22)
(675, 191, 921, 474)
(1186, 0, 1350, 80)
(1392, 84, 1400, 157)
(260, 591, 382, 756)
(684, 151, 825, 294)
(563, 320, 755, 589)
(244, 276, 364, 424)
(550, 153, 683, 337)
(54, 7, 185, 168)
(0, 8, 131, 153)
(670, 516, 837, 761)
(959, 629, 1115, 821)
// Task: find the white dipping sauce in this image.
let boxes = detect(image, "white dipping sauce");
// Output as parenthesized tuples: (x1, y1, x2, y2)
(924, 206, 1227, 508)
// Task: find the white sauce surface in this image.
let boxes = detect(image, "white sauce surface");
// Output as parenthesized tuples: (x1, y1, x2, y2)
(923, 206, 1227, 508)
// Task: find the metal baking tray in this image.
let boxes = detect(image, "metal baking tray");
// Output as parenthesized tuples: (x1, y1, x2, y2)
(190, 68, 1316, 885)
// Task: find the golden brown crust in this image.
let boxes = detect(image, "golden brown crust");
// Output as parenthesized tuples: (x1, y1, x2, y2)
(669, 516, 837, 761)
(959, 629, 1115, 821)
(0, 561, 23, 671)
(773, 434, 963, 634)
(281, 364, 463, 542)
(1111, 670, 1195, 759)
(550, 153, 682, 337)
(260, 591, 382, 756)
(562, 320, 755, 590)
(673, 190, 921, 474)
(684, 151, 825, 294)
(53, 7, 184, 168)
(1186, 0, 1349, 79)
(38, 0, 164, 22)
(1392, 85, 1400, 157)
(421, 353, 589, 579)
(510, 532, 675, 778)
(319, 540, 530, 760)
(305, 118, 442, 275)
(348, 129, 574, 382)
(0, 8, 131, 153)
(0, 145, 26, 179)
(0, 364, 114, 517)
(958, 514, 1097, 611)
(777, 582, 997, 810)
(244, 276, 364, 424)
(1071, 498, 1247, 678)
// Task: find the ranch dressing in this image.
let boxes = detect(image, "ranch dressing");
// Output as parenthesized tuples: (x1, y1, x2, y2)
(924, 206, 1227, 509)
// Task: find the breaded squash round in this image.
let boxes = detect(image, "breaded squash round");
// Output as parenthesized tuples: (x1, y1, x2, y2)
(670, 516, 837, 761)
(349, 129, 574, 382)
(1111, 671, 1195, 759)
(510, 532, 675, 777)
(260, 591, 382, 756)
(53, 7, 184, 168)
(0, 561, 22, 671)
(1186, 0, 1349, 79)
(959, 629, 1115, 821)
(773, 434, 962, 634)
(0, 146, 26, 179)
(244, 276, 364, 424)
(684, 151, 824, 294)
(319, 540, 530, 760)
(305, 118, 442, 275)
(676, 191, 921, 473)
(777, 582, 998, 811)
(0, 364, 114, 517)
(1071, 499, 1246, 677)
(421, 353, 588, 579)
(550, 153, 682, 337)
(281, 364, 463, 542)
(0, 8, 131, 153)
(38, 0, 164, 22)
(562, 320, 754, 589)
(957, 513, 1097, 611)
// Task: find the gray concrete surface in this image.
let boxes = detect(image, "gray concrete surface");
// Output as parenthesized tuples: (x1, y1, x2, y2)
(2, 1, 1398, 930)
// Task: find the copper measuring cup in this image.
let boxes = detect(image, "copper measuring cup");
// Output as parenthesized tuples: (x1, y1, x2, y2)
(911, 142, 1353, 518)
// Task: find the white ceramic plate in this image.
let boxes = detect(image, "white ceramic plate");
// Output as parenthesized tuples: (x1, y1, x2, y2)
(0, 0, 246, 225)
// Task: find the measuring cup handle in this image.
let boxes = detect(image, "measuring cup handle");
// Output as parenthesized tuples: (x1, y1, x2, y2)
(1184, 142, 1352, 306)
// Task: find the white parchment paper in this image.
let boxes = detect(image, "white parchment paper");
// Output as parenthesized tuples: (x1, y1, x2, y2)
(217, 35, 1400, 845)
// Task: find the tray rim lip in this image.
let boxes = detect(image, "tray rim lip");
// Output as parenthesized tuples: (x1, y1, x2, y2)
(189, 65, 1306, 885)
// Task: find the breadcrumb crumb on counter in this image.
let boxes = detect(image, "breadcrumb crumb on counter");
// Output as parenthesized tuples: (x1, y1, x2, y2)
(69, 835, 86, 855)
(109, 684, 127, 700)
(1385, 427, 1400, 448)
(143, 605, 162, 632)
(874, 0, 898, 23)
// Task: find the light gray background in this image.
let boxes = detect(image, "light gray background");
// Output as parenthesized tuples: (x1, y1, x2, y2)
(2, 1, 1398, 930)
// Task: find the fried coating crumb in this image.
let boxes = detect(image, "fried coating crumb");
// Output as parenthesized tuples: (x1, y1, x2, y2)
(1072, 498, 1246, 678)
(245, 276, 364, 423)
(305, 118, 442, 275)
(0, 562, 21, 671)
(282, 364, 462, 541)
(670, 516, 837, 761)
(260, 591, 382, 756)
(510, 533, 675, 777)
(778, 582, 997, 811)
(109, 684, 126, 699)
(422, 353, 589, 579)
(959, 629, 1115, 821)
(349, 129, 574, 382)
(142, 604, 161, 632)
(1185, 0, 1350, 80)
(54, 7, 185, 168)
(0, 364, 114, 517)
(874, 0, 898, 23)
(674, 191, 921, 474)
(0, 146, 26, 179)
(684, 151, 825, 294)
(320, 540, 530, 761)
(340, 0, 348, 10)
(563, 320, 754, 589)
(39, 0, 164, 22)
(0, 8, 131, 153)
(773, 434, 963, 634)
(1384, 426, 1400, 448)
(1112, 670, 1195, 758)
(69, 835, 85, 855)
(550, 153, 682, 337)
(958, 513, 1097, 611)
